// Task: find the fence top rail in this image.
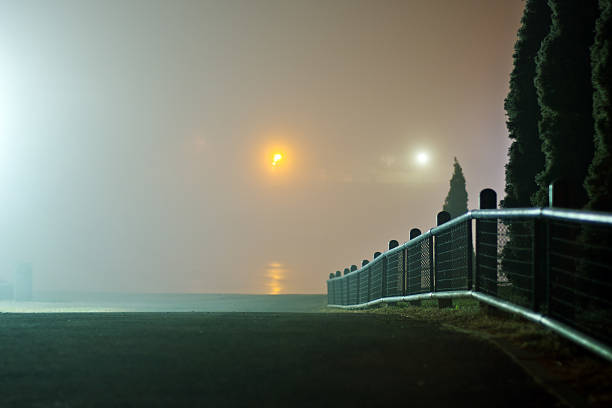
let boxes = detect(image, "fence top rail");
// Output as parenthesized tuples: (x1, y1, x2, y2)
(472, 207, 612, 225)
(471, 208, 541, 219)
(541, 207, 612, 225)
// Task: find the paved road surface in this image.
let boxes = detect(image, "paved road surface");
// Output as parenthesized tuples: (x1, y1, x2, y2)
(0, 312, 561, 407)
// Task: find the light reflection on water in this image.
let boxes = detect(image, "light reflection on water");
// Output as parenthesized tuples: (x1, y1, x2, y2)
(265, 262, 286, 295)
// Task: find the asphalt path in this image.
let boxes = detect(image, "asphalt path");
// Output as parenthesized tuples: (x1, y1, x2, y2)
(0, 312, 562, 407)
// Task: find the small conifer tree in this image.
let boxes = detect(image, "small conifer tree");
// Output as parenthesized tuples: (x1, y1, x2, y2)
(442, 158, 468, 219)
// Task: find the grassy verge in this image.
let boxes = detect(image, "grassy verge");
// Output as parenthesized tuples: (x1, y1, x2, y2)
(328, 298, 612, 408)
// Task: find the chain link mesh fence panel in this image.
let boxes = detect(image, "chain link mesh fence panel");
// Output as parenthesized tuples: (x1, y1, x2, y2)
(359, 268, 370, 304)
(385, 251, 404, 297)
(549, 220, 612, 344)
(334, 278, 342, 305)
(348, 273, 359, 305)
(497, 219, 534, 308)
(435, 221, 470, 291)
(476, 219, 498, 296)
(369, 260, 384, 301)
(341, 278, 349, 305)
(406, 237, 432, 295)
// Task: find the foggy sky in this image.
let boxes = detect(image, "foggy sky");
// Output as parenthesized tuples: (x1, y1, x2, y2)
(0, 0, 524, 294)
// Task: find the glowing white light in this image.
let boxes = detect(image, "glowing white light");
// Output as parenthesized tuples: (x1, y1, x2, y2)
(272, 153, 283, 166)
(416, 152, 429, 165)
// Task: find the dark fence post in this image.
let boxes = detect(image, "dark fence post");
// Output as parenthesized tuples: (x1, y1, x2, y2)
(350, 265, 358, 304)
(467, 218, 474, 291)
(367, 262, 372, 302)
(334, 271, 341, 304)
(436, 211, 452, 308)
(356, 270, 360, 305)
(437, 211, 451, 226)
(476, 188, 498, 297)
(338, 271, 343, 305)
(480, 188, 497, 209)
(343, 268, 350, 305)
(435, 211, 451, 294)
(408, 228, 422, 304)
(383, 255, 388, 298)
(385, 239, 403, 305)
(368, 251, 382, 300)
(352, 265, 359, 305)
(428, 234, 434, 293)
(402, 245, 407, 297)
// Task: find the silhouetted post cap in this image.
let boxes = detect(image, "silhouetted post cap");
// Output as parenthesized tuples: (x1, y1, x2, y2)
(335, 271, 341, 278)
(350, 265, 357, 272)
(409, 228, 422, 239)
(549, 179, 580, 209)
(343, 268, 350, 275)
(361, 259, 369, 267)
(373, 251, 382, 259)
(479, 188, 497, 209)
(388, 240, 399, 250)
(329, 273, 335, 280)
(437, 211, 451, 226)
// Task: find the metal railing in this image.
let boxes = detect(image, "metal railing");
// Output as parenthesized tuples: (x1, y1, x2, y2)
(326, 188, 612, 362)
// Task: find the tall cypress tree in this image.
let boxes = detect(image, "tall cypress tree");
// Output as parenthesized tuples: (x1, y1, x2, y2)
(533, 0, 598, 207)
(577, 1, 612, 330)
(442, 158, 468, 218)
(585, 0, 612, 211)
(502, 0, 550, 208)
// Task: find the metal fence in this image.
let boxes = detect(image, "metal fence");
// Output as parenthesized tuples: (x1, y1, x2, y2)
(326, 189, 612, 361)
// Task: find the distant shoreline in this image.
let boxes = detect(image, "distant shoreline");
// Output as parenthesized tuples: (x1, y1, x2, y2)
(0, 292, 328, 313)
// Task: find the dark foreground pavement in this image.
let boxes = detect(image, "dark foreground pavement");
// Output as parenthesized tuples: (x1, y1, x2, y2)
(0, 313, 561, 407)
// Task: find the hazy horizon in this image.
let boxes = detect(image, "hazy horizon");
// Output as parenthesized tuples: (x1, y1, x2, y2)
(0, 0, 524, 294)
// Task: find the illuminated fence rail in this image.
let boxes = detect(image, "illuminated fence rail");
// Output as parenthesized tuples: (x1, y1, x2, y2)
(326, 187, 612, 362)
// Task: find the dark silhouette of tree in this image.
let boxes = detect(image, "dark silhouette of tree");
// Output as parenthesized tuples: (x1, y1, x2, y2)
(533, 0, 598, 207)
(502, 0, 550, 208)
(500, 0, 551, 303)
(442, 158, 468, 218)
(577, 1, 612, 341)
(585, 0, 612, 211)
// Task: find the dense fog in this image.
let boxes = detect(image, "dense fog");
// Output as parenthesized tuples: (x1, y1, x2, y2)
(0, 0, 523, 294)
